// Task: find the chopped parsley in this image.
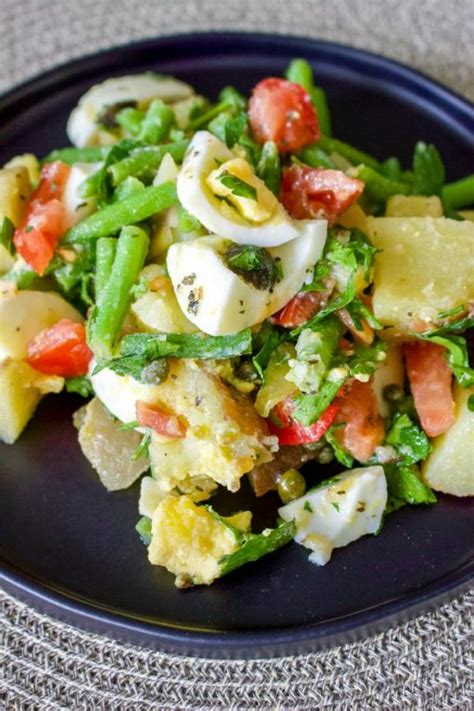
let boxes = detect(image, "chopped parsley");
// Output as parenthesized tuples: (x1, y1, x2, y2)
(218, 171, 257, 201)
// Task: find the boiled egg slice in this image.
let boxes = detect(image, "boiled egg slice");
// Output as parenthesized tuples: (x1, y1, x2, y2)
(67, 73, 194, 147)
(177, 131, 300, 247)
(166, 219, 327, 336)
(279, 466, 387, 565)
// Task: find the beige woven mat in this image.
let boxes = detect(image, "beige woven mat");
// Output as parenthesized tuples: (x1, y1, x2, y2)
(1, 0, 473, 708)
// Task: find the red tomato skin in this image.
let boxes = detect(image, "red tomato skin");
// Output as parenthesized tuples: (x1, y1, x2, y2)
(333, 379, 385, 462)
(271, 292, 323, 329)
(248, 78, 320, 153)
(281, 166, 364, 225)
(34, 161, 71, 203)
(269, 399, 338, 446)
(13, 199, 66, 276)
(26, 319, 92, 378)
(403, 341, 455, 437)
(13, 161, 70, 275)
(136, 401, 187, 439)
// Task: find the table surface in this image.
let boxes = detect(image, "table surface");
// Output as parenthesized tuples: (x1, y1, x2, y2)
(0, 0, 473, 708)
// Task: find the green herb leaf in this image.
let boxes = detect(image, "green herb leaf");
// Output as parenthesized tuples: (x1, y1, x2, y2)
(224, 112, 248, 149)
(303, 501, 313, 513)
(100, 330, 253, 381)
(177, 206, 201, 233)
(117, 420, 139, 431)
(132, 430, 151, 461)
(412, 141, 445, 196)
(252, 323, 282, 380)
(384, 462, 437, 506)
(296, 229, 377, 335)
(219, 519, 296, 576)
(0, 217, 15, 255)
(424, 316, 474, 336)
(226, 244, 265, 271)
(218, 171, 257, 200)
(386, 412, 432, 464)
(293, 372, 347, 426)
(418, 333, 474, 388)
(324, 425, 354, 468)
(135, 516, 152, 545)
(467, 394, 474, 412)
(225, 245, 278, 291)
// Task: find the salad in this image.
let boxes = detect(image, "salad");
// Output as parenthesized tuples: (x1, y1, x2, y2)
(1, 59, 473, 589)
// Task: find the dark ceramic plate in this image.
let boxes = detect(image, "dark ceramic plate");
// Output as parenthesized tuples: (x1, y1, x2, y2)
(1, 33, 473, 658)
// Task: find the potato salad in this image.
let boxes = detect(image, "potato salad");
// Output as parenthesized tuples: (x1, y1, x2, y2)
(1, 59, 473, 588)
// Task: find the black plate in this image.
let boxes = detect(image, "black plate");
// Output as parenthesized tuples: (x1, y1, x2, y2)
(1, 33, 473, 658)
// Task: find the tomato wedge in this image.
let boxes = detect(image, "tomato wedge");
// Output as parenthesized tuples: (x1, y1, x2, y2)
(281, 166, 364, 225)
(271, 291, 323, 329)
(248, 77, 320, 153)
(13, 161, 70, 275)
(136, 400, 187, 439)
(268, 398, 338, 446)
(26, 319, 92, 377)
(333, 379, 385, 462)
(403, 341, 455, 437)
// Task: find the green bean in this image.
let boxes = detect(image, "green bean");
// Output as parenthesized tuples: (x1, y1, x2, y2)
(382, 157, 402, 181)
(95, 238, 116, 303)
(90, 226, 149, 359)
(108, 140, 189, 185)
(188, 100, 229, 130)
(42, 146, 109, 165)
(442, 174, 474, 210)
(310, 87, 331, 136)
(286, 58, 332, 135)
(137, 99, 174, 144)
(116, 107, 146, 136)
(218, 86, 247, 111)
(297, 145, 336, 169)
(318, 136, 382, 172)
(63, 181, 177, 244)
(355, 164, 410, 202)
(285, 58, 313, 91)
(257, 141, 281, 195)
(114, 176, 145, 202)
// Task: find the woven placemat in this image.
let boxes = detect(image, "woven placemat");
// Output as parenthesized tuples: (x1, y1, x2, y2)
(1, 1, 473, 708)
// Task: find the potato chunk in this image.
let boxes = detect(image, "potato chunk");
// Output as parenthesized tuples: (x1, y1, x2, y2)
(422, 385, 474, 497)
(148, 494, 251, 587)
(0, 289, 84, 361)
(75, 397, 149, 491)
(385, 195, 443, 217)
(148, 359, 274, 492)
(0, 360, 64, 444)
(368, 217, 474, 335)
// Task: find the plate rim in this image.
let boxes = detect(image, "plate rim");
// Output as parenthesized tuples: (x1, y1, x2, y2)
(1, 31, 473, 658)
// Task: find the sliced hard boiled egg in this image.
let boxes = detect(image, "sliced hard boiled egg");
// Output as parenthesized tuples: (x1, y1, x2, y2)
(62, 162, 100, 228)
(177, 131, 300, 246)
(167, 220, 327, 336)
(67, 73, 194, 147)
(279, 466, 387, 565)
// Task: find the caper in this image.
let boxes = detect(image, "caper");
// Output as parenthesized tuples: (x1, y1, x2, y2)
(277, 469, 306, 504)
(140, 358, 170, 384)
(316, 445, 335, 464)
(234, 360, 259, 382)
(383, 383, 405, 403)
(303, 439, 326, 452)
